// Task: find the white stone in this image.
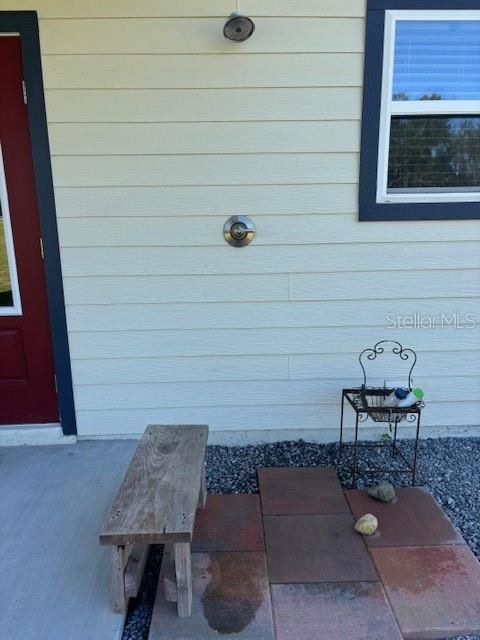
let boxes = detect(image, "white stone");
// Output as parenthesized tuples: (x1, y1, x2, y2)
(354, 513, 378, 536)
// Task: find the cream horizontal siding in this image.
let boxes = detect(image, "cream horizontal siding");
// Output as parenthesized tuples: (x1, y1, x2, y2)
(64, 275, 290, 305)
(9, 0, 478, 437)
(0, 1, 367, 18)
(54, 185, 359, 217)
(71, 351, 480, 386)
(290, 351, 480, 381)
(52, 154, 358, 186)
(290, 270, 480, 300)
(75, 403, 480, 437)
(62, 273, 479, 306)
(43, 54, 363, 89)
(71, 356, 290, 385)
(69, 327, 476, 360)
(60, 243, 480, 276)
(65, 299, 480, 331)
(45, 88, 363, 123)
(40, 18, 364, 54)
(49, 122, 360, 154)
(74, 377, 480, 411)
(57, 216, 480, 246)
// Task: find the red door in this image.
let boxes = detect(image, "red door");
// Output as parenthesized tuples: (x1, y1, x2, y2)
(0, 37, 58, 424)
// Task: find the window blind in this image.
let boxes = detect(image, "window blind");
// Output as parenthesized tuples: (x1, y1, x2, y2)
(393, 20, 480, 101)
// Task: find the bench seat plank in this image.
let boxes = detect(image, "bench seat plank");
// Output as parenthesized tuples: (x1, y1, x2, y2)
(99, 425, 208, 546)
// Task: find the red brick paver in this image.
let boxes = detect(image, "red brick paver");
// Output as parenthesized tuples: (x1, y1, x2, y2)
(193, 494, 264, 552)
(149, 552, 274, 640)
(271, 582, 402, 640)
(371, 545, 480, 640)
(264, 513, 378, 583)
(258, 467, 349, 515)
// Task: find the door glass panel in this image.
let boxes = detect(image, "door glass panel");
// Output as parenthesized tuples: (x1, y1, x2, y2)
(0, 199, 13, 306)
(0, 144, 21, 313)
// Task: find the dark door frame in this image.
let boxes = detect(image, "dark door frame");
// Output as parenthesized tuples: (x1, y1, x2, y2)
(0, 11, 76, 435)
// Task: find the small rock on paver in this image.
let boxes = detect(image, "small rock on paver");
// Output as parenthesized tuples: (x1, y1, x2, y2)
(367, 482, 396, 502)
(354, 513, 379, 536)
(271, 582, 402, 640)
(371, 545, 480, 640)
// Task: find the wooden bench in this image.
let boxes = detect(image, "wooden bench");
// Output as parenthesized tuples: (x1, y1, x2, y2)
(99, 424, 208, 617)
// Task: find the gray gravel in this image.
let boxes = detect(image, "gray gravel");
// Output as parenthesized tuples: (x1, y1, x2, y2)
(122, 545, 163, 640)
(123, 436, 480, 640)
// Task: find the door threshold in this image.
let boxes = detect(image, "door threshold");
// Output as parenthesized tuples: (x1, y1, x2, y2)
(0, 423, 77, 446)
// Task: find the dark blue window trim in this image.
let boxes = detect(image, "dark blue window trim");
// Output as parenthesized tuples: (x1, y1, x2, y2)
(359, 0, 480, 221)
(0, 12, 77, 435)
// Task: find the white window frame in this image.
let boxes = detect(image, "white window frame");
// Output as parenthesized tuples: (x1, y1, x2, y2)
(376, 9, 480, 204)
(0, 143, 22, 316)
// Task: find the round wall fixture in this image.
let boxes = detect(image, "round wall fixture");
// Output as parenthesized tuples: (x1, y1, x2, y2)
(223, 14, 255, 42)
(223, 215, 256, 247)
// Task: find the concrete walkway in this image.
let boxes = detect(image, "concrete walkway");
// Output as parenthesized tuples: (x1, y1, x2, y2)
(0, 440, 138, 640)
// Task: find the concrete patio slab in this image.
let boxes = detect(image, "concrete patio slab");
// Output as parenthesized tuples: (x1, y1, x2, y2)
(371, 545, 480, 640)
(263, 514, 378, 583)
(0, 440, 138, 640)
(258, 467, 349, 515)
(271, 582, 402, 640)
(345, 487, 464, 547)
(148, 552, 274, 640)
(192, 494, 264, 552)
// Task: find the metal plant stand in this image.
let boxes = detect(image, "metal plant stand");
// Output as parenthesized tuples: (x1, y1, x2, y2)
(338, 341, 423, 488)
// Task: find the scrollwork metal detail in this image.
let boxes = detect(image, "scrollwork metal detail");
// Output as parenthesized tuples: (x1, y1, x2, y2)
(359, 340, 417, 389)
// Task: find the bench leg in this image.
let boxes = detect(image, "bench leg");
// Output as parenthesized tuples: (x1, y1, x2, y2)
(198, 463, 207, 509)
(159, 544, 178, 602)
(174, 542, 192, 616)
(111, 545, 128, 613)
(125, 543, 149, 599)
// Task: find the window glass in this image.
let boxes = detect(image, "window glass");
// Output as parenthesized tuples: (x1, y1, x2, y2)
(0, 144, 19, 311)
(0, 199, 13, 307)
(387, 116, 480, 191)
(393, 20, 480, 101)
